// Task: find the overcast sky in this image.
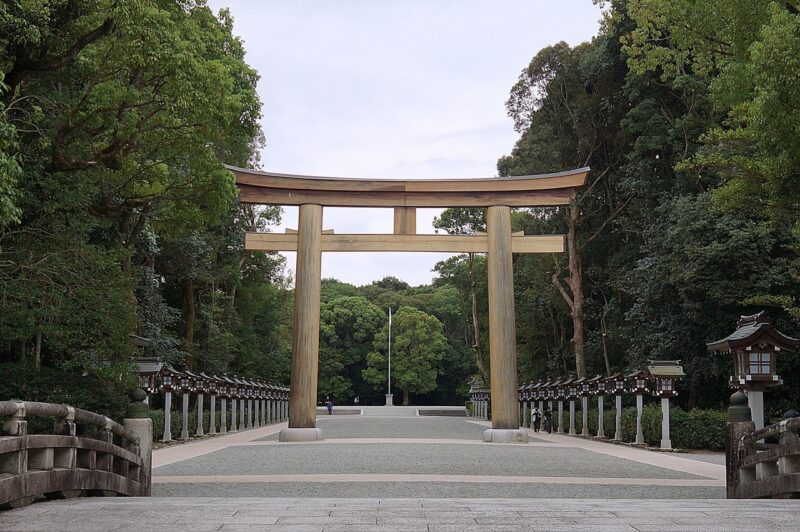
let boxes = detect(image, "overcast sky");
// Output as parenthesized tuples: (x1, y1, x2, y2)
(208, 0, 603, 287)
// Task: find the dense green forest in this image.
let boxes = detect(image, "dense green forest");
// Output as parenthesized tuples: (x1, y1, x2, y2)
(2, 1, 800, 417)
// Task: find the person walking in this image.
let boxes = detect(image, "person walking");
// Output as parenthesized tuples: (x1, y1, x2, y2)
(532, 408, 542, 432)
(543, 407, 553, 434)
(325, 397, 333, 415)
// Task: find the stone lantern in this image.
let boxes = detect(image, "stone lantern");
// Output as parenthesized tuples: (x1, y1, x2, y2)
(626, 369, 649, 445)
(588, 375, 606, 438)
(605, 372, 626, 441)
(188, 371, 206, 437)
(707, 311, 800, 429)
(647, 360, 685, 449)
(574, 377, 590, 436)
(225, 376, 239, 432)
(160, 368, 175, 442)
(203, 374, 217, 434)
(217, 381, 229, 434)
(267, 383, 277, 424)
(554, 378, 567, 434)
(177, 371, 193, 439)
(564, 377, 578, 435)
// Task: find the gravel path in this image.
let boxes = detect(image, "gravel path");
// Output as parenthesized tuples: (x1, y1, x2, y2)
(154, 442, 702, 479)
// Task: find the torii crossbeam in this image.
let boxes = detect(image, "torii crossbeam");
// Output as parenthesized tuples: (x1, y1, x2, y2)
(228, 164, 589, 443)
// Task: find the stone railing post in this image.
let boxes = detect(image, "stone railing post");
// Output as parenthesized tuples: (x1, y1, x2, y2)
(54, 406, 77, 437)
(725, 391, 754, 499)
(97, 419, 114, 444)
(557, 400, 564, 434)
(125, 389, 153, 496)
(3, 400, 28, 437)
(614, 394, 622, 441)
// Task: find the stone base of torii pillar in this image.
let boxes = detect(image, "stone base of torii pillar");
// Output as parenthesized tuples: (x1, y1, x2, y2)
(483, 428, 529, 443)
(279, 427, 324, 442)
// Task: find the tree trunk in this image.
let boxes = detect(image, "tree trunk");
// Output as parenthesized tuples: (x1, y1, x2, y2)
(468, 253, 489, 382)
(566, 199, 587, 378)
(552, 199, 587, 378)
(183, 279, 195, 367)
(600, 313, 611, 376)
(34, 331, 42, 371)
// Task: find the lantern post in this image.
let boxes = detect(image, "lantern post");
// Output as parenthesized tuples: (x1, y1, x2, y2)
(160, 370, 174, 442)
(589, 375, 606, 438)
(708, 311, 799, 430)
(606, 373, 626, 441)
(627, 370, 649, 445)
(647, 360, 685, 449)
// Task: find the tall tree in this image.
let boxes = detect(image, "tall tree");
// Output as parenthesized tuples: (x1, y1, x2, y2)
(362, 306, 447, 405)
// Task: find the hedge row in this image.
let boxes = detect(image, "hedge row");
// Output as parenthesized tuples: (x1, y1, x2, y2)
(148, 408, 280, 442)
(467, 400, 726, 450)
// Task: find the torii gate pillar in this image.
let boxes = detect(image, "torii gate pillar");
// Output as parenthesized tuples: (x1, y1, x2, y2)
(279, 203, 324, 442)
(483, 206, 528, 443)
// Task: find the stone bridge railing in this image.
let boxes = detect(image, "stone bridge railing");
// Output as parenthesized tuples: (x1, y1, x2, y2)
(0, 391, 152, 509)
(726, 391, 800, 498)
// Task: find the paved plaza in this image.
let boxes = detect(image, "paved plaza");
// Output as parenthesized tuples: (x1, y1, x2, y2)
(2, 407, 799, 530)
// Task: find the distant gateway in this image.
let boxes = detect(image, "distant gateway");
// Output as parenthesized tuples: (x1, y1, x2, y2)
(228, 164, 588, 443)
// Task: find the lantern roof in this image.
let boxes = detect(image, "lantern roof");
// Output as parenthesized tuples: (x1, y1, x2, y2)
(646, 360, 685, 378)
(625, 368, 648, 379)
(707, 311, 800, 353)
(605, 372, 624, 382)
(135, 357, 166, 376)
(587, 374, 604, 384)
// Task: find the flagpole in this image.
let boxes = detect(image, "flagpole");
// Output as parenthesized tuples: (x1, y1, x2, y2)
(386, 307, 393, 406)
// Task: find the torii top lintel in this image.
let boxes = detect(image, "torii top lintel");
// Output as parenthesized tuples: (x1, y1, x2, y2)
(226, 164, 589, 208)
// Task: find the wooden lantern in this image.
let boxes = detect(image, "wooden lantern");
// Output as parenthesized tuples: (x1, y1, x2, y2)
(626, 369, 649, 394)
(647, 360, 684, 398)
(707, 311, 799, 391)
(588, 374, 605, 395)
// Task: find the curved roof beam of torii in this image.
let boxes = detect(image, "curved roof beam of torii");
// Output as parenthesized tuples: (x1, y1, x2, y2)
(226, 164, 590, 208)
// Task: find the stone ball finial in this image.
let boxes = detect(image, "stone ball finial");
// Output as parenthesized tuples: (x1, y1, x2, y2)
(126, 387, 149, 419)
(129, 387, 147, 402)
(727, 390, 752, 423)
(731, 391, 748, 406)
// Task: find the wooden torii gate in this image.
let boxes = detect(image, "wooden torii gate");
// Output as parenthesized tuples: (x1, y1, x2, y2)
(228, 165, 588, 443)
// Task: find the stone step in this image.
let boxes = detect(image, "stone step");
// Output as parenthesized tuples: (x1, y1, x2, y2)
(417, 409, 467, 417)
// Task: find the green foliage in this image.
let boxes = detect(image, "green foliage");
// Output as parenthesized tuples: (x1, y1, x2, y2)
(0, 362, 133, 422)
(0, 2, 288, 401)
(363, 306, 447, 405)
(319, 295, 385, 401)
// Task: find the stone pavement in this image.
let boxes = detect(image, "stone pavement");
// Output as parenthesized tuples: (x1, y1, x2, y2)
(2, 497, 799, 531)
(3, 406, 799, 530)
